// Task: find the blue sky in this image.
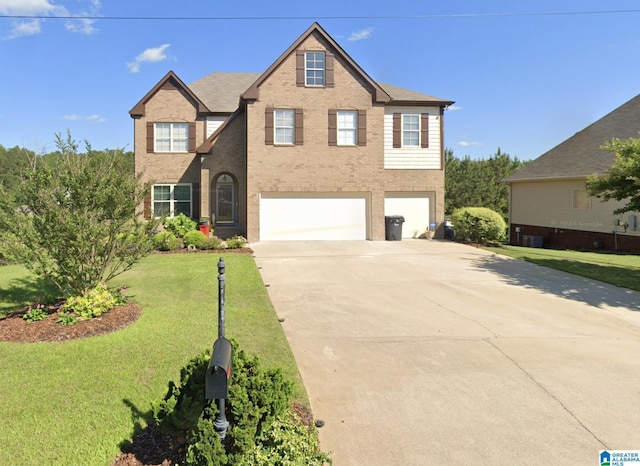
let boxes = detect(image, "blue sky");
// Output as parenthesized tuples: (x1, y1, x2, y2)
(2, 0, 640, 160)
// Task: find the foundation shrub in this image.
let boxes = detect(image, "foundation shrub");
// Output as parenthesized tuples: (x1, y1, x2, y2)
(451, 207, 506, 245)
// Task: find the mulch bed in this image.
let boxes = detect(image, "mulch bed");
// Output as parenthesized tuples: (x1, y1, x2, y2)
(0, 302, 142, 343)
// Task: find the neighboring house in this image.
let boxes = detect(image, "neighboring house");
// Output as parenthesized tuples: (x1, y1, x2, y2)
(504, 93, 640, 252)
(129, 22, 453, 242)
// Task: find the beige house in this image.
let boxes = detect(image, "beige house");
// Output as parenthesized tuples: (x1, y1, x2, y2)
(504, 93, 640, 252)
(129, 23, 453, 242)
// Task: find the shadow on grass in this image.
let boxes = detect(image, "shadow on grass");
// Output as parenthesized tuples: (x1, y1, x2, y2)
(117, 398, 177, 465)
(0, 275, 60, 316)
(472, 254, 640, 311)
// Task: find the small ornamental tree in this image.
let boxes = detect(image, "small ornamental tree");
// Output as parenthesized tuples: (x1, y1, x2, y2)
(0, 132, 158, 295)
(450, 207, 506, 245)
(586, 136, 640, 214)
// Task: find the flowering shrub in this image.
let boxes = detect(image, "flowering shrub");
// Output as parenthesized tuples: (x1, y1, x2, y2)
(225, 235, 247, 249)
(61, 284, 117, 320)
(163, 213, 197, 238)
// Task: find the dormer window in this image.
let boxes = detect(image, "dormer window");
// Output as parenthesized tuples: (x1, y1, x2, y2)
(305, 51, 325, 86)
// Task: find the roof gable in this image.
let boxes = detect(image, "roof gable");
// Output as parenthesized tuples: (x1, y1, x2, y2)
(504, 93, 640, 182)
(129, 71, 210, 118)
(241, 22, 391, 104)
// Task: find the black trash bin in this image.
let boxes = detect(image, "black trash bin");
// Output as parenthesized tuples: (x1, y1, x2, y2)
(385, 215, 405, 241)
(444, 219, 455, 240)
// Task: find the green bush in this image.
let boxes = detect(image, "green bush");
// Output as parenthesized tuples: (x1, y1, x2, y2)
(450, 207, 506, 245)
(225, 235, 247, 249)
(200, 236, 225, 250)
(61, 284, 117, 319)
(151, 342, 330, 465)
(153, 231, 180, 251)
(164, 213, 197, 238)
(184, 230, 208, 249)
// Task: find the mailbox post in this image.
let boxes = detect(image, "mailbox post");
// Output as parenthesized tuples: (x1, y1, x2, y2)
(205, 258, 232, 441)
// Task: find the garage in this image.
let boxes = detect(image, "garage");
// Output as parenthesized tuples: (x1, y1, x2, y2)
(384, 192, 431, 238)
(259, 192, 368, 241)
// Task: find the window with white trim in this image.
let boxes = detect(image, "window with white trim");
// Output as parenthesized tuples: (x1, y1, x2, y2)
(337, 111, 358, 146)
(402, 114, 420, 147)
(155, 123, 189, 152)
(274, 109, 295, 145)
(305, 51, 325, 86)
(153, 184, 192, 218)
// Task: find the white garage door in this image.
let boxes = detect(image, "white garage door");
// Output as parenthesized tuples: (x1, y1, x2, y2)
(260, 193, 368, 241)
(384, 193, 430, 238)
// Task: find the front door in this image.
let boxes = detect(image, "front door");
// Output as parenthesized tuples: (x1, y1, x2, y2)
(216, 175, 234, 224)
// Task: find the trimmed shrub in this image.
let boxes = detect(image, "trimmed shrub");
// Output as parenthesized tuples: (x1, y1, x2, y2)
(225, 235, 247, 249)
(151, 342, 330, 465)
(153, 231, 180, 251)
(184, 230, 208, 249)
(164, 213, 197, 238)
(450, 207, 506, 245)
(200, 236, 225, 250)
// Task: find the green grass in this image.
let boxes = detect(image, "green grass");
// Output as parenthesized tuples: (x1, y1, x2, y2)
(485, 245, 640, 291)
(0, 253, 305, 465)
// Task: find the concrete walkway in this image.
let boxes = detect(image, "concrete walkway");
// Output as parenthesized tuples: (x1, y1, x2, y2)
(251, 240, 640, 465)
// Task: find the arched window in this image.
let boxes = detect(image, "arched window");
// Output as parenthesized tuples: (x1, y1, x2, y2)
(216, 174, 234, 224)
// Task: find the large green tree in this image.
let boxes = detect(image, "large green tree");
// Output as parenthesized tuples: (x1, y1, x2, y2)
(0, 133, 157, 295)
(586, 136, 640, 214)
(445, 148, 528, 219)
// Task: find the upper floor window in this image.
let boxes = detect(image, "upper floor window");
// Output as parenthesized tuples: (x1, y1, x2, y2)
(274, 109, 295, 145)
(305, 51, 325, 86)
(152, 183, 192, 218)
(402, 115, 420, 147)
(392, 113, 429, 149)
(155, 123, 189, 152)
(265, 107, 303, 145)
(337, 111, 358, 146)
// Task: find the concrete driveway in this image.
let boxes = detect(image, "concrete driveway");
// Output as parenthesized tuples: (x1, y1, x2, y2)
(251, 240, 640, 465)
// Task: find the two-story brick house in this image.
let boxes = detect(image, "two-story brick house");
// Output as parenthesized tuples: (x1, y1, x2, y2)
(130, 23, 453, 242)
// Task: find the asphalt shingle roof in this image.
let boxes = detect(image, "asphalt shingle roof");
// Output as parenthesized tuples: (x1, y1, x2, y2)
(504, 93, 640, 182)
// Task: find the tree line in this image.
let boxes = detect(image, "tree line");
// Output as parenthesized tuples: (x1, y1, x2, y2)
(0, 143, 134, 198)
(445, 148, 529, 220)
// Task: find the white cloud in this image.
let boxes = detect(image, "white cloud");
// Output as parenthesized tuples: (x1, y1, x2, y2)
(63, 114, 106, 122)
(0, 0, 57, 15)
(458, 141, 482, 147)
(0, 0, 100, 37)
(65, 17, 96, 34)
(348, 27, 374, 42)
(448, 105, 463, 111)
(127, 44, 171, 73)
(6, 19, 41, 38)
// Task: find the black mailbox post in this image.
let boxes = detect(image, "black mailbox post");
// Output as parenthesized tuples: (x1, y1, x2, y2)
(206, 337, 232, 400)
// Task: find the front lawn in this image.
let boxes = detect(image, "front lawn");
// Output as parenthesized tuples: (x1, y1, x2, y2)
(0, 253, 304, 465)
(485, 245, 640, 291)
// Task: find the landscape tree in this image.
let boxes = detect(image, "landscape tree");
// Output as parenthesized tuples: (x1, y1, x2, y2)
(0, 132, 157, 295)
(586, 135, 640, 214)
(445, 148, 528, 220)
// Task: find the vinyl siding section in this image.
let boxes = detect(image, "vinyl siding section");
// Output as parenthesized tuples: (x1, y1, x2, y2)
(206, 115, 228, 137)
(384, 107, 441, 169)
(510, 179, 640, 235)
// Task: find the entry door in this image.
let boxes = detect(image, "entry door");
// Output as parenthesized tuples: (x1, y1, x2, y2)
(216, 175, 234, 224)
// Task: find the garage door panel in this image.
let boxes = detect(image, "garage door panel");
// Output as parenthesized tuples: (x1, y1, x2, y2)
(384, 193, 430, 238)
(260, 195, 367, 241)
